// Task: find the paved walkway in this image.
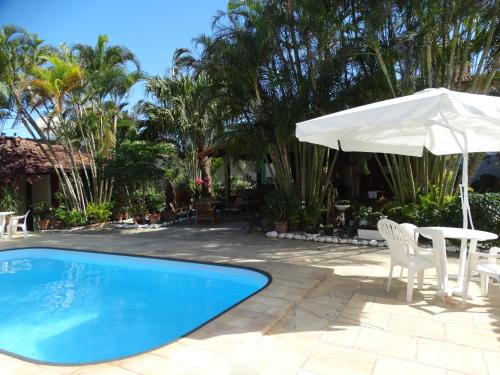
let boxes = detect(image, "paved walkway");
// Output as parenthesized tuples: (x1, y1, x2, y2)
(0, 222, 499, 374)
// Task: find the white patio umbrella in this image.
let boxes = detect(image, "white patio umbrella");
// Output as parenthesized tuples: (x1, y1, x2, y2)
(296, 88, 500, 229)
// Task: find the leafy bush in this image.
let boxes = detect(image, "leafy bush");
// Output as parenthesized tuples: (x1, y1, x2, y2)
(264, 190, 299, 221)
(144, 188, 165, 213)
(441, 193, 500, 244)
(384, 192, 500, 245)
(86, 203, 111, 224)
(33, 202, 52, 221)
(353, 206, 385, 229)
(0, 187, 21, 212)
(54, 207, 86, 228)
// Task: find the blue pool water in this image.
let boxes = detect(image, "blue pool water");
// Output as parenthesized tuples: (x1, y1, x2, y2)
(0, 248, 269, 364)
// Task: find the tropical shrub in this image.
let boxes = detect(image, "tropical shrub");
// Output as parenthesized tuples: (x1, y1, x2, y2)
(86, 203, 112, 224)
(144, 188, 165, 213)
(54, 207, 86, 228)
(0, 187, 21, 212)
(264, 190, 299, 222)
(442, 193, 500, 244)
(353, 206, 385, 229)
(33, 202, 52, 221)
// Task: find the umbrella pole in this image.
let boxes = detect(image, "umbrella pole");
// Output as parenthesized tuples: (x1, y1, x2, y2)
(461, 135, 474, 230)
(462, 149, 468, 229)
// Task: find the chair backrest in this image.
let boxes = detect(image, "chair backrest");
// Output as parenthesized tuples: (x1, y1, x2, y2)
(377, 219, 412, 264)
(400, 223, 419, 242)
(20, 210, 30, 222)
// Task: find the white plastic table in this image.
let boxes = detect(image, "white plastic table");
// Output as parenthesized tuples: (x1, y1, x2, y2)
(415, 227, 498, 297)
(0, 211, 15, 241)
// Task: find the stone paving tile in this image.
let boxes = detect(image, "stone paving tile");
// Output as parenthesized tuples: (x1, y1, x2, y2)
(387, 314, 446, 340)
(354, 326, 418, 360)
(373, 356, 446, 375)
(114, 354, 190, 375)
(417, 337, 488, 374)
(2, 226, 500, 375)
(302, 343, 376, 375)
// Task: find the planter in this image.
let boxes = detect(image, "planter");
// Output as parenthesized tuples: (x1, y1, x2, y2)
(334, 204, 350, 211)
(134, 215, 145, 224)
(149, 213, 161, 224)
(164, 211, 177, 222)
(274, 221, 288, 234)
(112, 212, 124, 222)
(37, 219, 50, 230)
(357, 228, 384, 241)
(52, 220, 63, 230)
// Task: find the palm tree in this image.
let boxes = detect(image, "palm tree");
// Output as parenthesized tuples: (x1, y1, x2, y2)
(140, 73, 225, 197)
(71, 35, 144, 203)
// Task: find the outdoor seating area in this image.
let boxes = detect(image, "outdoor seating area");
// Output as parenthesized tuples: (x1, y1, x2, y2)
(0, 224, 499, 374)
(1, 1, 499, 374)
(0, 210, 29, 241)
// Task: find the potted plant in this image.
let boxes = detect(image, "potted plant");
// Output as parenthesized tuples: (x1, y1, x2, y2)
(334, 199, 351, 211)
(33, 202, 51, 230)
(353, 205, 385, 240)
(0, 187, 20, 230)
(145, 188, 165, 224)
(264, 191, 296, 234)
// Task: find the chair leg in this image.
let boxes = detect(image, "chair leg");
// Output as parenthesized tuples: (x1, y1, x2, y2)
(417, 271, 424, 289)
(407, 270, 416, 303)
(387, 261, 394, 292)
(23, 226, 27, 239)
(480, 274, 489, 296)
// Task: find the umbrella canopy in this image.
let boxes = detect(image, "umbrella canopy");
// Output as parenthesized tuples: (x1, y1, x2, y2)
(296, 88, 500, 156)
(296, 88, 500, 228)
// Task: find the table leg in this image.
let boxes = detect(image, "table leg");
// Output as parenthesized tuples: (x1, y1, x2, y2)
(453, 239, 477, 298)
(432, 234, 449, 296)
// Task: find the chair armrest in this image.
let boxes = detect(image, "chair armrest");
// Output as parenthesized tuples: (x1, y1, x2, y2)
(469, 251, 500, 261)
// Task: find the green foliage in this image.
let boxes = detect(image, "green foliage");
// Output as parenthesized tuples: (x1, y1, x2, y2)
(53, 206, 86, 228)
(384, 192, 500, 245)
(441, 193, 500, 244)
(144, 188, 165, 213)
(353, 206, 385, 229)
(106, 140, 175, 185)
(86, 203, 111, 224)
(33, 202, 52, 221)
(0, 187, 20, 212)
(264, 190, 299, 222)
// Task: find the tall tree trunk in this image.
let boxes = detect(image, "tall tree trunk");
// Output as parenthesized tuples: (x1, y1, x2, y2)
(198, 155, 212, 197)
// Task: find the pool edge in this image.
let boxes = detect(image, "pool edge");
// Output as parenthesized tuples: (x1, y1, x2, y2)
(0, 245, 272, 367)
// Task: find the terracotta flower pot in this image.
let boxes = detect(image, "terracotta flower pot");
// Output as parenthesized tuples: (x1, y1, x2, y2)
(274, 221, 288, 234)
(37, 219, 50, 230)
(112, 212, 124, 222)
(149, 213, 161, 224)
(52, 220, 63, 230)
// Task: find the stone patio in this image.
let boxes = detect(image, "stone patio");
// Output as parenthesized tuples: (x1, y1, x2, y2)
(0, 222, 499, 374)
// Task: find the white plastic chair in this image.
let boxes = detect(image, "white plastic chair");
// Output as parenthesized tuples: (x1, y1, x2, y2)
(378, 219, 438, 302)
(7, 210, 30, 240)
(464, 247, 500, 299)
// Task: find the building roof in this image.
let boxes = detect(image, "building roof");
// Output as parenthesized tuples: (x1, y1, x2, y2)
(0, 136, 90, 174)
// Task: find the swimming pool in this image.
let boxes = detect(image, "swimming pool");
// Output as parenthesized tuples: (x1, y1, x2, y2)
(0, 248, 270, 365)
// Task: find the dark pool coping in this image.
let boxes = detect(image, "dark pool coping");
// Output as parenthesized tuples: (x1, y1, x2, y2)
(0, 246, 272, 367)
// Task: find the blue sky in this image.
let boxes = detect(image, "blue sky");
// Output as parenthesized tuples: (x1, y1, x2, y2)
(0, 0, 228, 136)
